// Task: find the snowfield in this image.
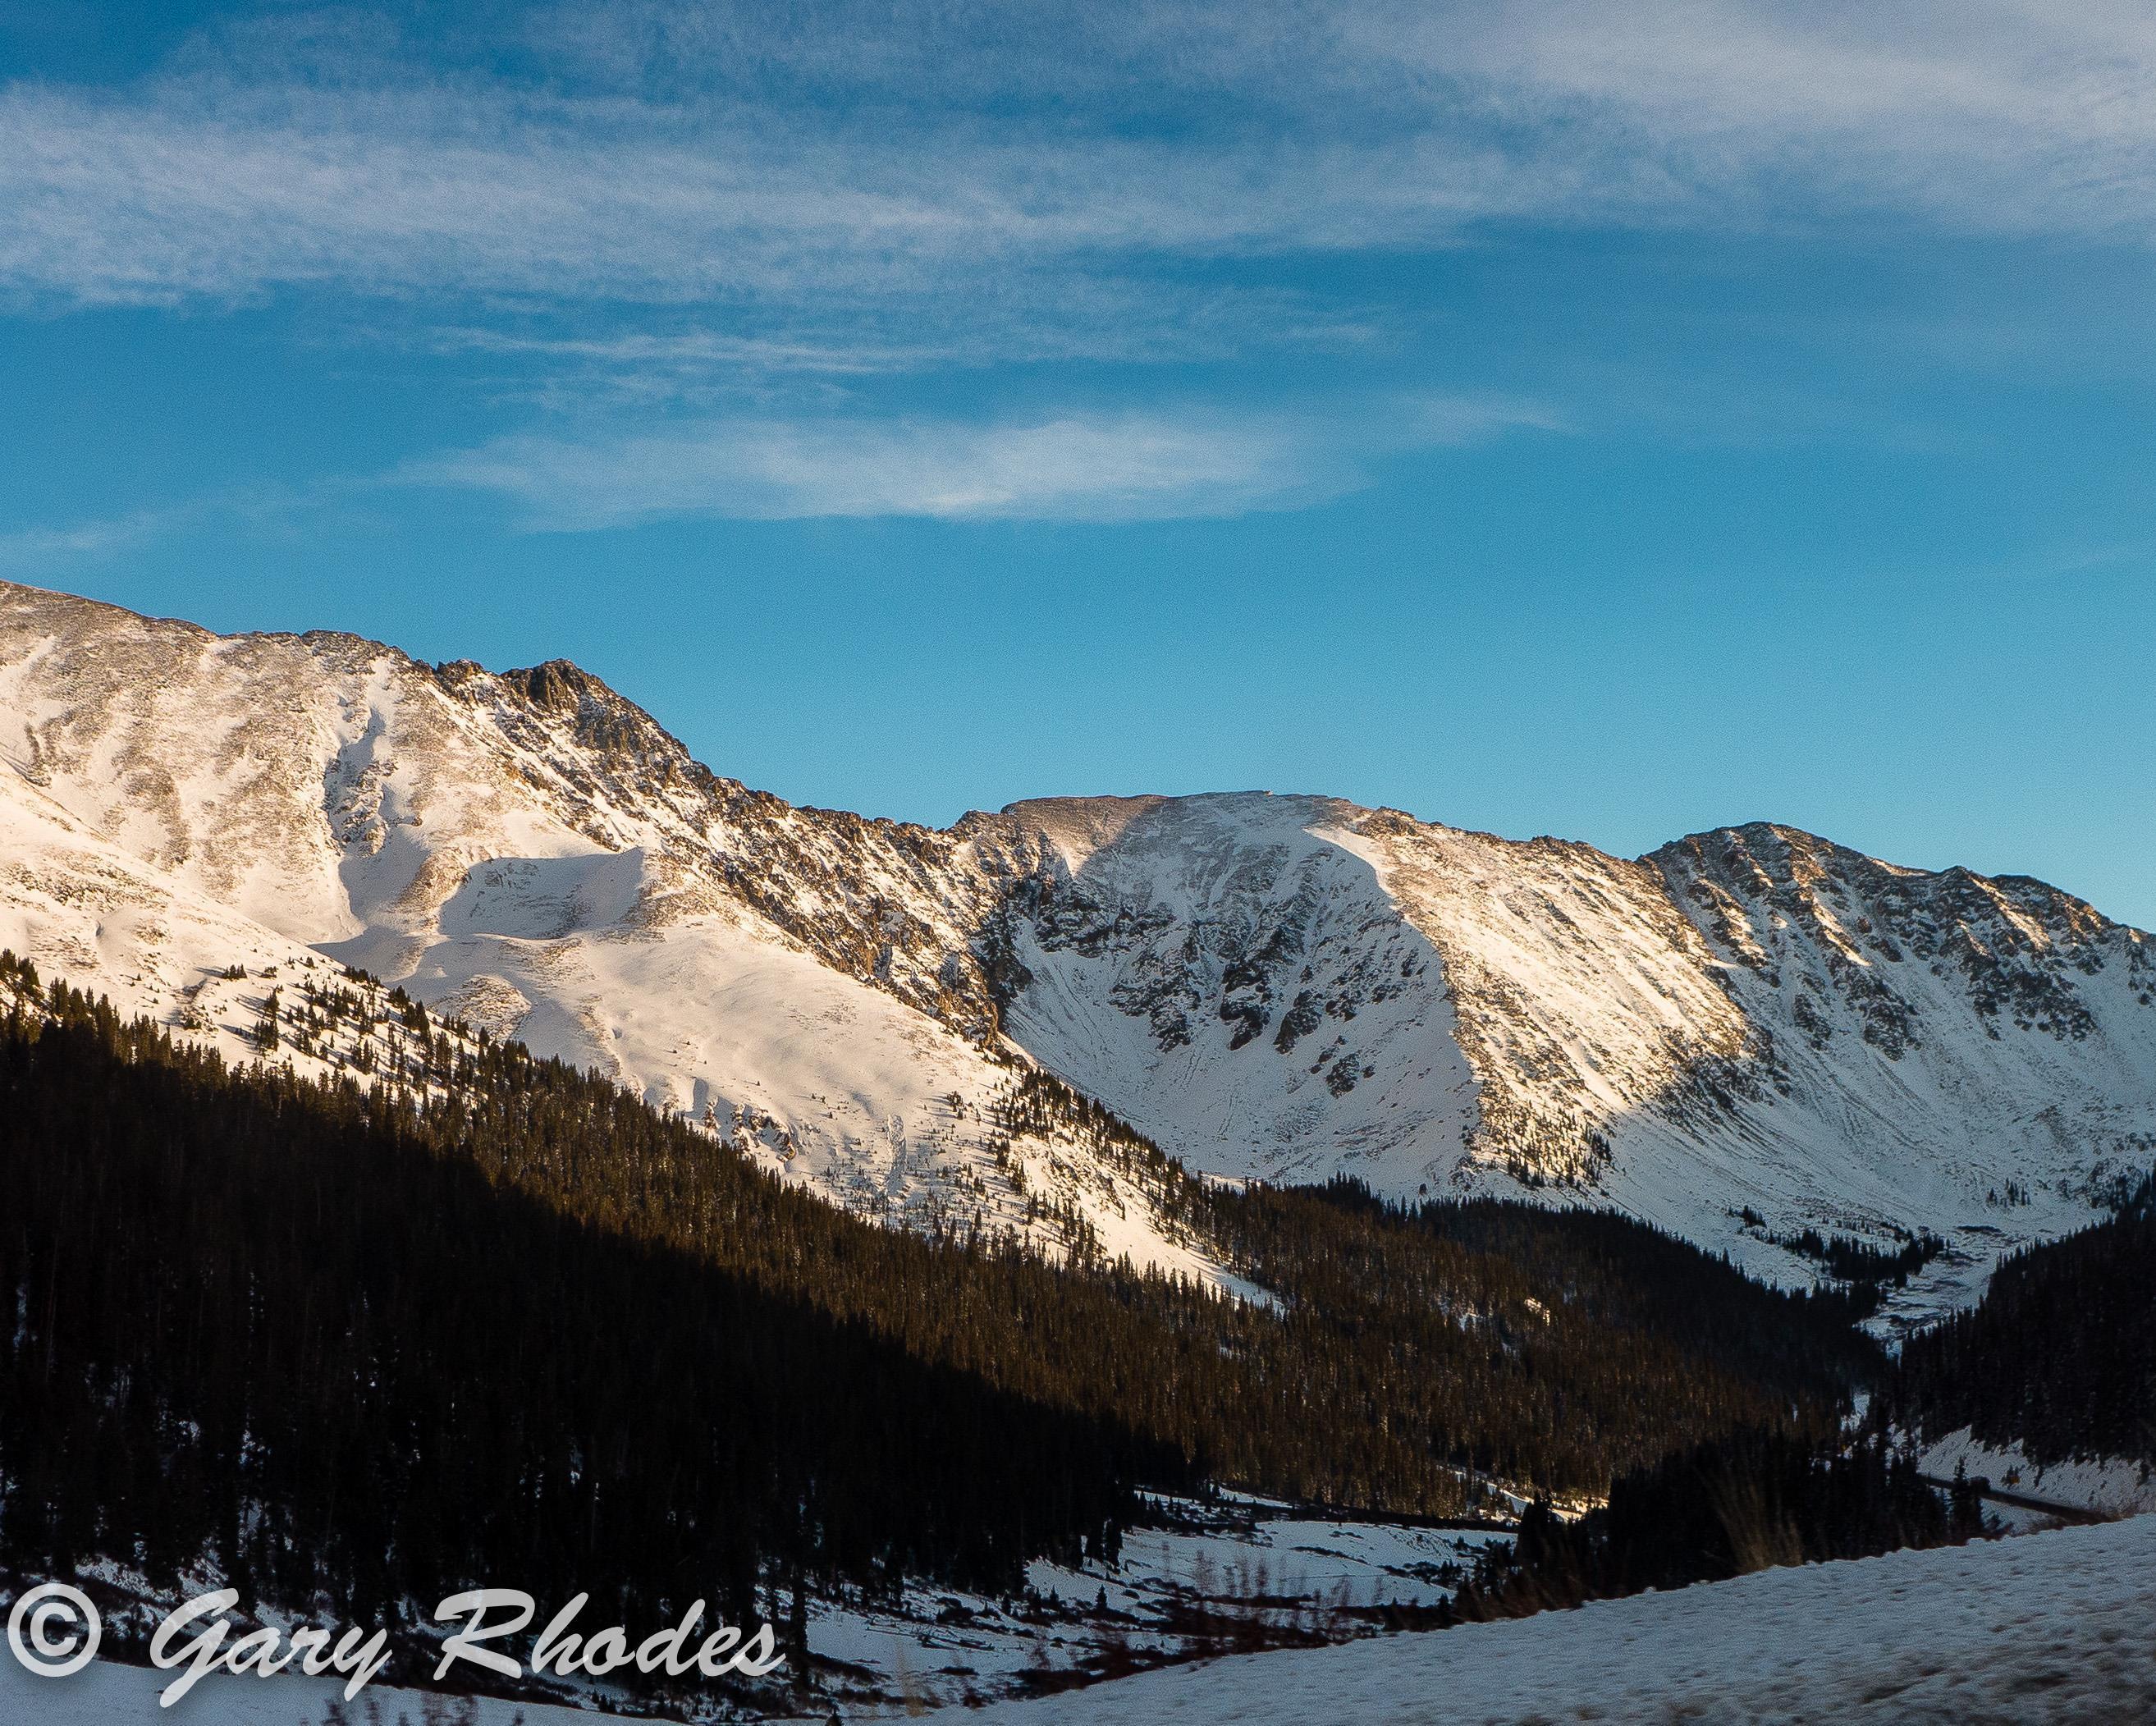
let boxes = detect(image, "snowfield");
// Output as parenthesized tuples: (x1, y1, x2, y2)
(0, 1655, 600, 1725)
(4, 579, 2154, 1317)
(0, 1497, 1506, 1721)
(1916, 1427, 2156, 1520)
(10, 1518, 2149, 1722)
(949, 1515, 2156, 1725)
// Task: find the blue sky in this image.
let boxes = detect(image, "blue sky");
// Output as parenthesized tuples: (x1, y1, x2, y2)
(2, 2, 2152, 925)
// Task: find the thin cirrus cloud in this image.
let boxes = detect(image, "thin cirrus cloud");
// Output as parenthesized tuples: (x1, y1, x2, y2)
(1, 1, 2149, 555)
(1371, 0, 2156, 240)
(408, 277, 1380, 397)
(0, 79, 1556, 396)
(0, 87, 1612, 317)
(396, 398, 1559, 529)
(3, 2, 2154, 323)
(0, 397, 1555, 552)
(0, 480, 351, 571)
(0, 504, 210, 568)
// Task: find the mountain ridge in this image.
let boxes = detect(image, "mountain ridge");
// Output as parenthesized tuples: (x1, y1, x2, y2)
(2, 577, 2149, 1317)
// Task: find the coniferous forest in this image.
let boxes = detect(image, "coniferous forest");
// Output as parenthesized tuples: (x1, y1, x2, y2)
(0, 950, 1906, 1651)
(1449, 1428, 1988, 1623)
(0, 969, 1168, 1633)
(1886, 1183, 2156, 1469)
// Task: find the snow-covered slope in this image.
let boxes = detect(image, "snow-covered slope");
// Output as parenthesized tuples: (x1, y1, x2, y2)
(0, 763, 327, 1038)
(0, 583, 1219, 1285)
(965, 792, 2156, 1311)
(1913, 1427, 2156, 1522)
(947, 1516, 2156, 1726)
(3, 579, 2152, 1309)
(16, 1518, 2154, 1723)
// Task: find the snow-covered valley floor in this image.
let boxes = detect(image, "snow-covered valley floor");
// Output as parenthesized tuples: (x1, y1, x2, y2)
(0, 1497, 1502, 1722)
(12, 1517, 2149, 1723)
(945, 1514, 2156, 1725)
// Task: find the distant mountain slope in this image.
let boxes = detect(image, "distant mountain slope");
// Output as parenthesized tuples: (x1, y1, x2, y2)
(964, 792, 2154, 1313)
(2, 579, 2151, 1310)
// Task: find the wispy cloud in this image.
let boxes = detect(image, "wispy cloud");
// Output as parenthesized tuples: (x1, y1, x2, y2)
(397, 396, 1556, 529)
(0, 479, 359, 570)
(0, 396, 1555, 552)
(0, 499, 227, 568)
(404, 279, 1378, 404)
(1365, 0, 2156, 240)
(2, 1, 2149, 551)
(7, 2, 2152, 330)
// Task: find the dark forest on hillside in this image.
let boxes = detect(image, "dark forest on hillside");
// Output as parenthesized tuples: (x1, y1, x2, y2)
(1887, 1185, 2156, 1469)
(1449, 1429, 1985, 1623)
(1287, 1179, 1884, 1396)
(0, 975, 1166, 1636)
(2, 953, 1884, 1642)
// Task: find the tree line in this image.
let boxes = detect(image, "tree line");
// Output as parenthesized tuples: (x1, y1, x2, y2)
(0, 968, 1166, 1660)
(1, 950, 1886, 1660)
(1449, 1427, 1986, 1623)
(1886, 1175, 2156, 1469)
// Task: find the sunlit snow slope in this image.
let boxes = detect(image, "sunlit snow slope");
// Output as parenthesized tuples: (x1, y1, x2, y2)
(3, 579, 2151, 1309)
(0, 583, 1220, 1285)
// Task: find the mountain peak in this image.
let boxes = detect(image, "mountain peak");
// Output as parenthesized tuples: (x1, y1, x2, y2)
(502, 657, 612, 712)
(1, 582, 2151, 1321)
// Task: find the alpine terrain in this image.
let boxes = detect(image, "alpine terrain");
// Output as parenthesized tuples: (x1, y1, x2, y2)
(2, 579, 2150, 1316)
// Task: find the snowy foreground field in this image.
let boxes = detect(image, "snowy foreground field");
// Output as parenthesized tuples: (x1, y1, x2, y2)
(8, 1516, 2152, 1724)
(954, 1516, 2156, 1726)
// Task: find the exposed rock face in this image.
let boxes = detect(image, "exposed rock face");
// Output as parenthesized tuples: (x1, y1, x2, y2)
(3, 579, 2152, 1312)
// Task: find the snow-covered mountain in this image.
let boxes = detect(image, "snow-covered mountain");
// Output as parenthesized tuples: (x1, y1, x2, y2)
(3, 579, 2150, 1308)
(0, 582, 1242, 1286)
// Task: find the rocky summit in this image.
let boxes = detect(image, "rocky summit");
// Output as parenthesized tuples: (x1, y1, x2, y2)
(3, 578, 2151, 1318)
